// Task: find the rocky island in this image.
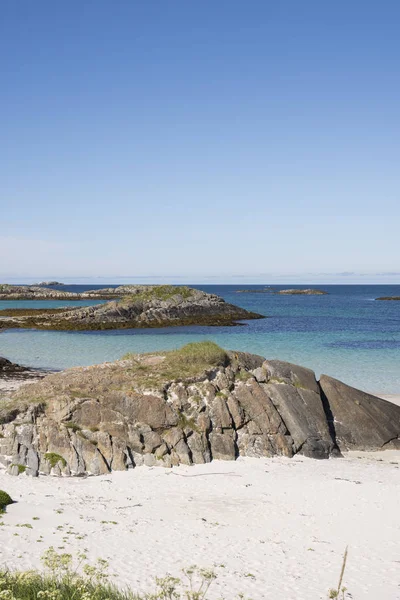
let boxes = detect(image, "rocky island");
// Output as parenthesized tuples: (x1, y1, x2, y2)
(276, 288, 328, 295)
(1, 342, 398, 477)
(0, 285, 264, 330)
(36, 281, 65, 286)
(0, 284, 122, 300)
(376, 296, 400, 301)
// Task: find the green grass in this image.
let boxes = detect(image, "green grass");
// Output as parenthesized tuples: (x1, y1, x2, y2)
(0, 570, 138, 600)
(0, 548, 220, 600)
(63, 421, 82, 432)
(122, 341, 229, 388)
(119, 285, 194, 305)
(0, 544, 350, 599)
(235, 369, 253, 382)
(11, 463, 27, 474)
(0, 489, 13, 512)
(177, 410, 200, 433)
(44, 453, 67, 469)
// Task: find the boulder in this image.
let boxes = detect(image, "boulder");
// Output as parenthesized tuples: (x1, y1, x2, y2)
(319, 375, 400, 451)
(1, 346, 398, 477)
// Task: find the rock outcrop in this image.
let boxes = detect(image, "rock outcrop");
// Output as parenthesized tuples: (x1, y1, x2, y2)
(319, 375, 400, 451)
(276, 289, 328, 295)
(0, 358, 47, 397)
(375, 297, 400, 301)
(1, 343, 398, 477)
(0, 286, 264, 330)
(0, 357, 25, 374)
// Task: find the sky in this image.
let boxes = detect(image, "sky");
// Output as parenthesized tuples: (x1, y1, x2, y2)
(1, 1, 399, 284)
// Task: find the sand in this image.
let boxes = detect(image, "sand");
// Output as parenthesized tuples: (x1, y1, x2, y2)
(1, 452, 400, 600)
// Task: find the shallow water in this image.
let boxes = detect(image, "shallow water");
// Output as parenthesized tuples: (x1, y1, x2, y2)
(0, 284, 399, 394)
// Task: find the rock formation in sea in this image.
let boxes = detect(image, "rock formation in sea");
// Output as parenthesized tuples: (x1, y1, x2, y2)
(1, 342, 398, 477)
(0, 357, 47, 397)
(0, 284, 118, 300)
(0, 357, 26, 374)
(375, 296, 400, 301)
(276, 289, 328, 295)
(0, 285, 264, 330)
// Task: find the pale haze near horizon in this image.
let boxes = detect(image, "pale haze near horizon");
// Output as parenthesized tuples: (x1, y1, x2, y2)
(1, 1, 399, 284)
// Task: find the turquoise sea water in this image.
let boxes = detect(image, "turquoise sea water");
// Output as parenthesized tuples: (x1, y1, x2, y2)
(0, 284, 399, 394)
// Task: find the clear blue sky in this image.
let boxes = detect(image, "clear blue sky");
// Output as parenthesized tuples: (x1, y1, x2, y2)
(1, 1, 399, 283)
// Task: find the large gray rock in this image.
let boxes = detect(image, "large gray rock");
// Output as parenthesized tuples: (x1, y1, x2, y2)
(319, 375, 400, 451)
(260, 361, 337, 459)
(1, 348, 398, 476)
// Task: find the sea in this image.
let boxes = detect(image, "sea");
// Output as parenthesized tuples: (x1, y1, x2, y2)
(0, 284, 399, 394)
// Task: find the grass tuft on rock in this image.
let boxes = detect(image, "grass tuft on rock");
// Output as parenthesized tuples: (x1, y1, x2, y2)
(45, 452, 67, 469)
(122, 341, 229, 388)
(167, 341, 228, 370)
(0, 489, 14, 512)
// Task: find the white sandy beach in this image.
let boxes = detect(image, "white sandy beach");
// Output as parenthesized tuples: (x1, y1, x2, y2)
(1, 452, 400, 600)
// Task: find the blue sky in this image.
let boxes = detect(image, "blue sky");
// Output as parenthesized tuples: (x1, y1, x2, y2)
(1, 1, 399, 283)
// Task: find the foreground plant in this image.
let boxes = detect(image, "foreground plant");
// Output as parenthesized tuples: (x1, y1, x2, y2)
(328, 546, 349, 599)
(0, 490, 13, 513)
(0, 548, 222, 600)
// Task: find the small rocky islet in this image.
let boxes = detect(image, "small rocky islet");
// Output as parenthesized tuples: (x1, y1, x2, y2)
(276, 288, 328, 295)
(235, 288, 328, 295)
(0, 284, 264, 330)
(376, 296, 400, 301)
(0, 342, 399, 477)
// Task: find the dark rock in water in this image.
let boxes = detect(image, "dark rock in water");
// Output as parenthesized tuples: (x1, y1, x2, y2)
(319, 375, 400, 451)
(0, 357, 25, 374)
(375, 296, 400, 301)
(0, 357, 48, 396)
(2, 343, 397, 477)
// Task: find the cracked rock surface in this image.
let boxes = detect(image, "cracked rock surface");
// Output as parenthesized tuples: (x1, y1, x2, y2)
(1, 349, 399, 477)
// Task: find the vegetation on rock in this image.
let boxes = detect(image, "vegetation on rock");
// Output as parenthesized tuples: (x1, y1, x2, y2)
(0, 489, 14, 512)
(44, 453, 67, 469)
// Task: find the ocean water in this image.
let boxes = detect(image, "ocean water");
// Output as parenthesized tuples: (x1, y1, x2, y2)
(0, 284, 399, 394)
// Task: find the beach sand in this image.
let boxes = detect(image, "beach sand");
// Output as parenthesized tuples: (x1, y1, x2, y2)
(1, 452, 400, 600)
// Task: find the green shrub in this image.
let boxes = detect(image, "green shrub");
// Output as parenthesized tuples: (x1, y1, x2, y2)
(44, 453, 67, 469)
(11, 463, 26, 474)
(0, 489, 14, 512)
(167, 341, 228, 370)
